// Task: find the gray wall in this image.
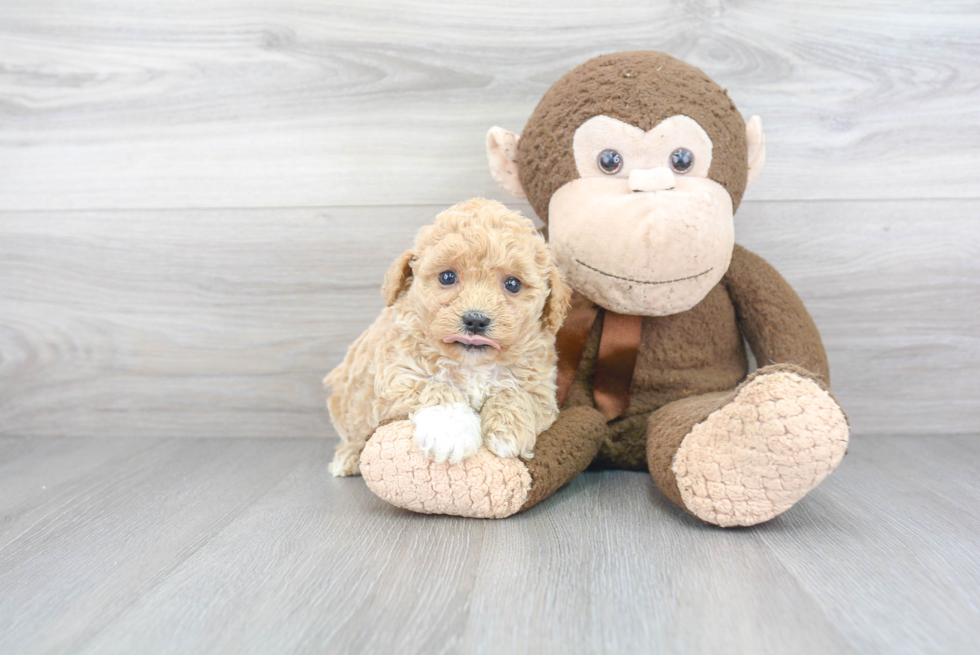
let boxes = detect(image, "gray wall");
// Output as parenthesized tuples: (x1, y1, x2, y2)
(1, 1, 977, 438)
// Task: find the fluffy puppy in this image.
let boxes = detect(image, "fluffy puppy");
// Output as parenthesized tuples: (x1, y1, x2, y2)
(326, 198, 571, 477)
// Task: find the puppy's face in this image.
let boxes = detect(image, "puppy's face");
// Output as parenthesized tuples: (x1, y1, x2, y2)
(382, 201, 570, 365)
(412, 231, 544, 364)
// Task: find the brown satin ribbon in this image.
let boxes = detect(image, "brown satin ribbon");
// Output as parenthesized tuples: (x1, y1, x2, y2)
(593, 311, 643, 421)
(555, 295, 643, 422)
(555, 300, 599, 408)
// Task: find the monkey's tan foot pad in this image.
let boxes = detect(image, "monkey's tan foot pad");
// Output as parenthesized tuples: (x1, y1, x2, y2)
(672, 371, 849, 528)
(359, 420, 532, 519)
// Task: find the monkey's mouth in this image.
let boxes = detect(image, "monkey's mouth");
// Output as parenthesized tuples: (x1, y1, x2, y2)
(574, 259, 713, 286)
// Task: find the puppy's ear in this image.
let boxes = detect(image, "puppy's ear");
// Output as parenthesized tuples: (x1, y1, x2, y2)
(542, 260, 572, 334)
(487, 127, 527, 200)
(382, 249, 415, 306)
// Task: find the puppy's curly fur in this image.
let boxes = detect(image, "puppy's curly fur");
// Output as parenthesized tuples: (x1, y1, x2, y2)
(326, 198, 571, 477)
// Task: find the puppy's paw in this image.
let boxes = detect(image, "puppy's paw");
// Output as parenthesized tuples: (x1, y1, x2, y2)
(410, 403, 483, 464)
(483, 420, 537, 460)
(328, 445, 362, 477)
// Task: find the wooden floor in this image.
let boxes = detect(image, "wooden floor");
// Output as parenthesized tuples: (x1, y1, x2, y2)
(1, 435, 977, 654)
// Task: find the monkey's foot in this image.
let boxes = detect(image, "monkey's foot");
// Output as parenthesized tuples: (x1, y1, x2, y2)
(359, 420, 532, 519)
(672, 370, 849, 527)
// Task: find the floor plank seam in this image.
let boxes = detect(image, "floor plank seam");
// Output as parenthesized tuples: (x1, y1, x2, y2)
(756, 528, 864, 655)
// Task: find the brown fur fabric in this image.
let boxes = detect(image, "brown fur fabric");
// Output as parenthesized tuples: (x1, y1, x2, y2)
(520, 405, 608, 511)
(655, 365, 849, 526)
(561, 246, 831, 470)
(517, 51, 749, 222)
(645, 389, 736, 511)
(517, 243, 844, 519)
(642, 363, 833, 516)
(724, 245, 831, 385)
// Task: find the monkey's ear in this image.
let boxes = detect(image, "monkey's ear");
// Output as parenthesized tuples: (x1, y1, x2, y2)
(542, 258, 572, 334)
(381, 249, 415, 306)
(486, 127, 528, 200)
(745, 115, 766, 190)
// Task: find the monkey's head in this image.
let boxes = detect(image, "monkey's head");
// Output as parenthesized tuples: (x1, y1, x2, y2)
(487, 51, 766, 317)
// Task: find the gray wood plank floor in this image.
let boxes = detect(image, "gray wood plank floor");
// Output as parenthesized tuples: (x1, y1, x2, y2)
(1, 435, 978, 655)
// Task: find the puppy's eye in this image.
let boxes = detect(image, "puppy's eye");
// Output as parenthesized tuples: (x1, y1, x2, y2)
(438, 271, 457, 286)
(597, 149, 623, 175)
(669, 147, 694, 174)
(503, 277, 522, 294)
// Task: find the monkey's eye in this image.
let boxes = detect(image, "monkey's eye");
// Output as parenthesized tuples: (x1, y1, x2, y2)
(503, 277, 522, 294)
(669, 147, 694, 174)
(597, 149, 623, 175)
(438, 270, 457, 286)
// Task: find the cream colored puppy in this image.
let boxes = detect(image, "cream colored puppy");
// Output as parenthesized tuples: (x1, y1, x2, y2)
(326, 198, 571, 477)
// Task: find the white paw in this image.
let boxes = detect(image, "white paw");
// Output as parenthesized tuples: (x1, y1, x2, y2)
(411, 403, 483, 464)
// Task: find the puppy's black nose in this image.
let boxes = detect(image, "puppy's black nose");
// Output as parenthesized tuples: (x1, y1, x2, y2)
(462, 312, 491, 334)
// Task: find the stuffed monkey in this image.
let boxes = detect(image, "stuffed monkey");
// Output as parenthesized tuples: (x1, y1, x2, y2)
(359, 51, 848, 527)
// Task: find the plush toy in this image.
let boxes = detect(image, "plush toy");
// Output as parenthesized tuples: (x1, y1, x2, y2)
(359, 51, 849, 527)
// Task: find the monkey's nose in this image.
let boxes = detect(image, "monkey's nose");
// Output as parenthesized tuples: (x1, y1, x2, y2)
(629, 167, 676, 192)
(462, 311, 491, 334)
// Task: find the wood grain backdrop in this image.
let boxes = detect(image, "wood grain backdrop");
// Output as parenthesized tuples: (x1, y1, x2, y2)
(1, 0, 978, 437)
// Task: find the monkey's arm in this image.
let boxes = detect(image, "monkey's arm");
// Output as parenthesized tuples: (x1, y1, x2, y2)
(723, 244, 831, 386)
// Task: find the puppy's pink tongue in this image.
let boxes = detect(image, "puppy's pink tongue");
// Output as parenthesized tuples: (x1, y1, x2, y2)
(443, 334, 501, 349)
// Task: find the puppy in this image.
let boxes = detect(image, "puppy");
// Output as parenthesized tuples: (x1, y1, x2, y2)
(325, 198, 571, 477)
